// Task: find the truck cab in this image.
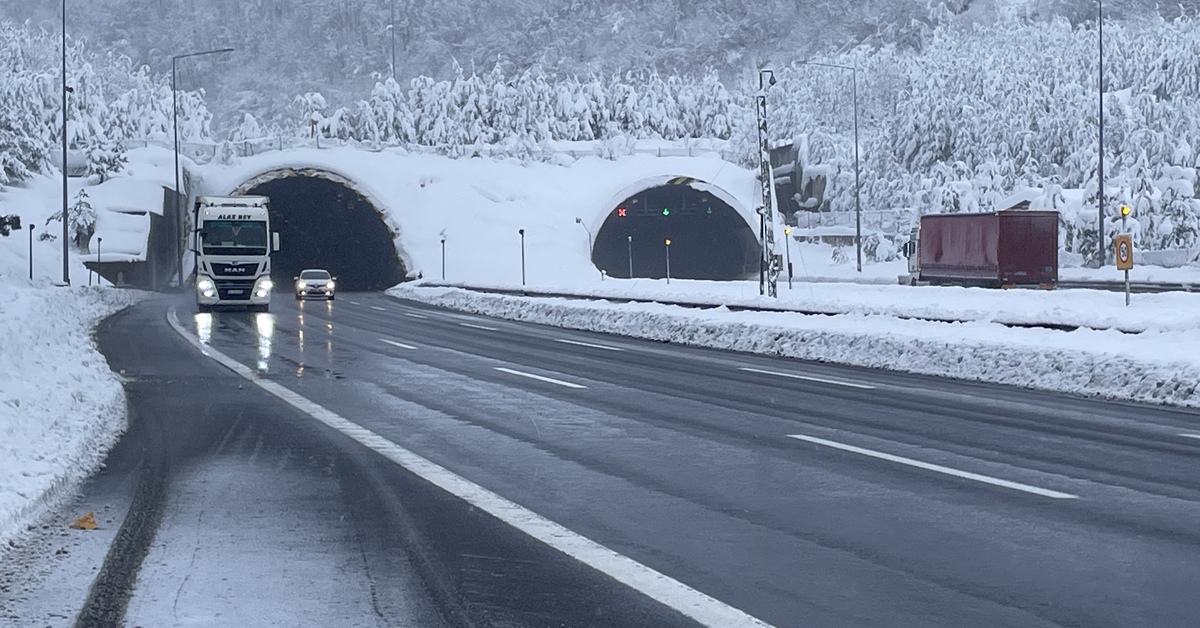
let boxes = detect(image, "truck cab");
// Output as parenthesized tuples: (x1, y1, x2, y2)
(194, 196, 280, 311)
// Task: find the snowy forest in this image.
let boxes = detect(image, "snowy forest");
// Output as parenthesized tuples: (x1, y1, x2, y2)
(2, 1, 1200, 262)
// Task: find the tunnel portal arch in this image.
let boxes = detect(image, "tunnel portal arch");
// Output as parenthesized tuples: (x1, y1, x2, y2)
(231, 168, 407, 291)
(591, 176, 760, 280)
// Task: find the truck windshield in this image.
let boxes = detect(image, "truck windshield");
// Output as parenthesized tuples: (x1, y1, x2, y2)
(202, 220, 268, 256)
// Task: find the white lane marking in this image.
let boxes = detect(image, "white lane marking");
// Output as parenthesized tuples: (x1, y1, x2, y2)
(740, 366, 875, 390)
(380, 338, 418, 350)
(349, 300, 362, 306)
(371, 306, 389, 312)
(494, 367, 587, 389)
(555, 338, 624, 352)
(786, 434, 1078, 500)
(403, 312, 429, 319)
(1180, 433, 1200, 441)
(164, 307, 770, 627)
(459, 322, 498, 331)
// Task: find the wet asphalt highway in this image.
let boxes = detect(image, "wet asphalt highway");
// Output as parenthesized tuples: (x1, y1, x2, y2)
(93, 291, 1200, 627)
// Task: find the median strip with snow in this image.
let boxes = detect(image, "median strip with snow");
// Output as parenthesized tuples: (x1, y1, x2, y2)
(389, 284, 1200, 409)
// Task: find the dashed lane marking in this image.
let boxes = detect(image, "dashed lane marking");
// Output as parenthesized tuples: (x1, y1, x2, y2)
(740, 366, 875, 390)
(459, 322, 498, 331)
(380, 338, 418, 350)
(555, 338, 624, 352)
(494, 367, 587, 389)
(787, 433, 1078, 500)
(403, 312, 429, 319)
(371, 306, 389, 312)
(1180, 433, 1200, 441)
(165, 306, 771, 627)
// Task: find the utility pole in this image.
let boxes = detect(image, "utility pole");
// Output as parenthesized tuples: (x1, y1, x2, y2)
(61, 0, 70, 285)
(1097, 0, 1106, 267)
(390, 0, 396, 80)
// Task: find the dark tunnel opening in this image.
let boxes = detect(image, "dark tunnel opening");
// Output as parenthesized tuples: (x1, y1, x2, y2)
(244, 176, 407, 291)
(592, 184, 759, 280)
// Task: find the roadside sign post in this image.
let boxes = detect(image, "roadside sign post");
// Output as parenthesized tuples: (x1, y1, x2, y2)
(1116, 205, 1132, 306)
(1114, 233, 1133, 306)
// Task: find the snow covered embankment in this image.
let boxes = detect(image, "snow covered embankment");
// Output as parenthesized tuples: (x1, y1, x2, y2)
(391, 285, 1200, 409)
(0, 287, 144, 546)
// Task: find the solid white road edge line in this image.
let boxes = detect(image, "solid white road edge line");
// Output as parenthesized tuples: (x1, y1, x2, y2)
(554, 338, 624, 352)
(165, 307, 767, 627)
(494, 367, 587, 389)
(459, 322, 498, 331)
(1180, 433, 1200, 441)
(380, 338, 418, 350)
(786, 433, 1079, 500)
(740, 366, 875, 390)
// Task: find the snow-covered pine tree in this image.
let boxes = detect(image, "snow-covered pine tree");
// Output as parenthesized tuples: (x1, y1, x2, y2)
(86, 139, 127, 182)
(46, 189, 97, 251)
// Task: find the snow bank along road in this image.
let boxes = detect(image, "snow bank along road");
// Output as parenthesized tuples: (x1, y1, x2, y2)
(14, 291, 1200, 627)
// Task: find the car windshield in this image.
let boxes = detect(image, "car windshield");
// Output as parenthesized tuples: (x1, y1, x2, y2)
(202, 220, 268, 256)
(300, 270, 330, 280)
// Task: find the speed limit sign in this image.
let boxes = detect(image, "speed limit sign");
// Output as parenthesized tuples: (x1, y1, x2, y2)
(1114, 234, 1133, 270)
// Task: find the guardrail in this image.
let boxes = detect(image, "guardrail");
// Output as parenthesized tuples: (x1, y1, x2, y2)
(1056, 280, 1196, 293)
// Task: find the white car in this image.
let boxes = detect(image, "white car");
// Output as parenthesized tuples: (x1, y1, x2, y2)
(294, 269, 336, 300)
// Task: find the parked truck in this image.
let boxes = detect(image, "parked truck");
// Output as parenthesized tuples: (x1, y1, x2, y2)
(900, 210, 1058, 288)
(193, 196, 280, 311)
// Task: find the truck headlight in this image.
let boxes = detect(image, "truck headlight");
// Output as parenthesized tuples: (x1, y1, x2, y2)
(254, 277, 274, 298)
(197, 277, 216, 298)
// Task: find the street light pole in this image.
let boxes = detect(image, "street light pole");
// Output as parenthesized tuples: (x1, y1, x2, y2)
(1097, 0, 1106, 267)
(574, 217, 599, 278)
(29, 224, 35, 280)
(664, 239, 671, 285)
(61, 0, 69, 285)
(172, 47, 234, 288)
(784, 227, 793, 289)
(799, 60, 862, 272)
(627, 235, 633, 278)
(756, 68, 778, 297)
(96, 236, 102, 286)
(441, 237, 446, 280)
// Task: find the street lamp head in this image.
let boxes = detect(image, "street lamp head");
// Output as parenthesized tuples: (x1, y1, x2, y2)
(665, 239, 671, 246)
(575, 217, 582, 224)
(518, 228, 525, 236)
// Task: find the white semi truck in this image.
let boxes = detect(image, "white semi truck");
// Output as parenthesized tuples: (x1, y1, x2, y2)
(193, 196, 280, 311)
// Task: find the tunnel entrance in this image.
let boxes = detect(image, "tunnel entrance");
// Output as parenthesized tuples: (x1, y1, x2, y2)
(592, 183, 759, 280)
(242, 175, 406, 291)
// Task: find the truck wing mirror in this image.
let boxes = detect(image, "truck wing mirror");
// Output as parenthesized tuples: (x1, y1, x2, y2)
(272, 232, 281, 252)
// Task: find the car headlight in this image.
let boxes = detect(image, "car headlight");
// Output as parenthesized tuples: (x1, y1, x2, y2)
(325, 280, 335, 289)
(297, 280, 308, 289)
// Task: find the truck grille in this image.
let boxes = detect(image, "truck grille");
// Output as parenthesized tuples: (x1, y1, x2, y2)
(215, 279, 256, 300)
(210, 262, 260, 277)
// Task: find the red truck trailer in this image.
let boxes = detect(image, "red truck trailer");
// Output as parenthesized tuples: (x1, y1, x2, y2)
(901, 210, 1059, 287)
